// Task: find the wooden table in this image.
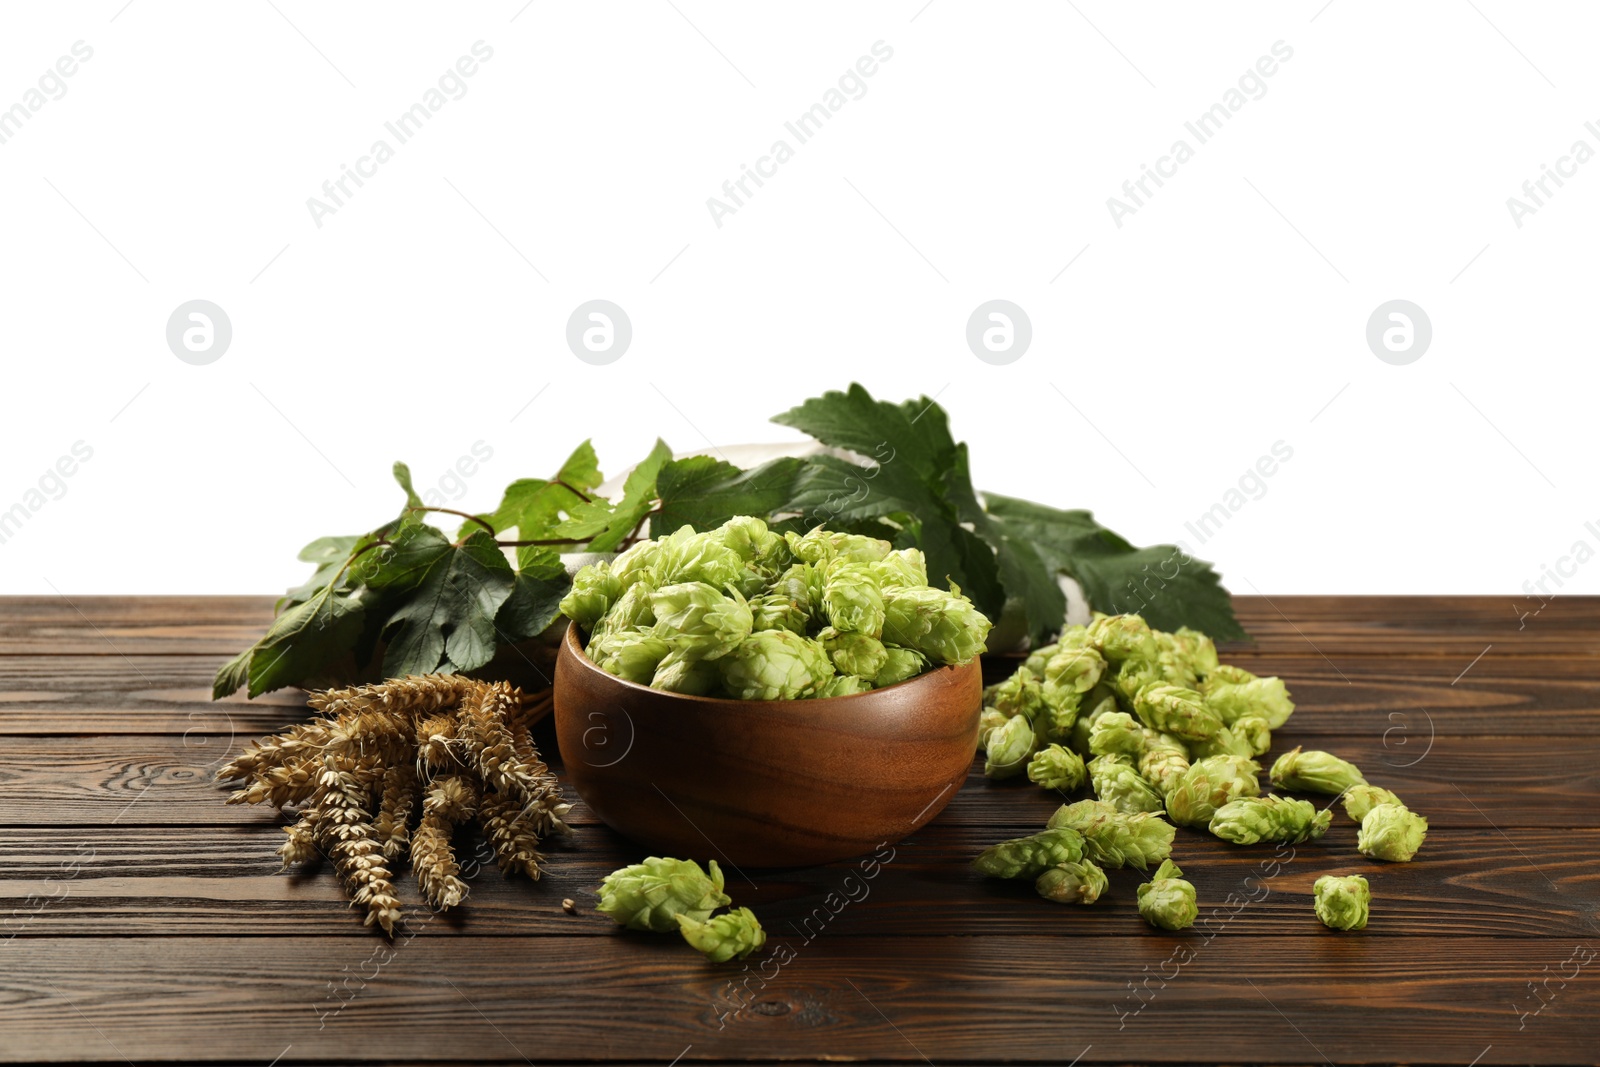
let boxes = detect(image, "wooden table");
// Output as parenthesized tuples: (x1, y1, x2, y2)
(2, 596, 1596, 1065)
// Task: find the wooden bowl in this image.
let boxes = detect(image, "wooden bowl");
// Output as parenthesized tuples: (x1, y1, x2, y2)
(554, 625, 982, 867)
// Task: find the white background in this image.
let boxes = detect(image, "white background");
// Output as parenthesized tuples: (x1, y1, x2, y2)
(1, 1, 1594, 601)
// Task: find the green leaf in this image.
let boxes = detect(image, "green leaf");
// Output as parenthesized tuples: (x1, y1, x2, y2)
(246, 584, 368, 698)
(555, 439, 603, 494)
(279, 534, 361, 611)
(497, 570, 570, 644)
(393, 461, 423, 508)
(551, 438, 672, 550)
(212, 648, 253, 700)
(654, 455, 806, 532)
(479, 440, 606, 569)
(983, 492, 1245, 640)
(364, 527, 517, 676)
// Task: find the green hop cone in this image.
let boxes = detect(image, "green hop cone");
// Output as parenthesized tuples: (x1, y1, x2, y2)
(1137, 859, 1199, 931)
(1036, 860, 1109, 904)
(1044, 646, 1108, 694)
(609, 539, 661, 592)
(1269, 746, 1367, 795)
(785, 527, 892, 566)
(984, 668, 1046, 721)
(1313, 874, 1370, 931)
(1086, 614, 1159, 664)
(650, 526, 746, 590)
(651, 648, 720, 695)
(591, 580, 657, 641)
(972, 827, 1086, 879)
(870, 547, 928, 588)
(677, 906, 767, 963)
(1171, 626, 1221, 678)
(1068, 694, 1119, 758)
(717, 630, 835, 700)
(747, 592, 809, 635)
(984, 713, 1038, 779)
(1357, 803, 1428, 862)
(597, 857, 731, 932)
(771, 562, 822, 613)
(588, 629, 671, 685)
(816, 674, 872, 697)
(1036, 681, 1082, 744)
(1341, 784, 1404, 823)
(1165, 755, 1261, 828)
(1136, 730, 1192, 796)
(1133, 683, 1224, 742)
(1089, 755, 1166, 814)
(821, 561, 887, 636)
(978, 707, 1008, 747)
(714, 516, 785, 569)
(1088, 711, 1145, 759)
(1203, 675, 1295, 729)
(560, 562, 620, 630)
(818, 627, 890, 679)
(1028, 744, 1088, 791)
(1187, 724, 1255, 761)
(1209, 796, 1333, 845)
(1230, 714, 1274, 757)
(874, 645, 928, 687)
(1023, 640, 1060, 676)
(881, 584, 991, 665)
(1047, 799, 1176, 871)
(651, 582, 753, 662)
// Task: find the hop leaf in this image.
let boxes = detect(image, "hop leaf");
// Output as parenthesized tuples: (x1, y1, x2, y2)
(1036, 860, 1108, 904)
(677, 906, 767, 963)
(1137, 859, 1198, 931)
(972, 827, 1086, 879)
(1313, 874, 1370, 931)
(1209, 796, 1332, 845)
(1269, 746, 1366, 795)
(1357, 803, 1427, 862)
(597, 857, 731, 932)
(1047, 799, 1175, 871)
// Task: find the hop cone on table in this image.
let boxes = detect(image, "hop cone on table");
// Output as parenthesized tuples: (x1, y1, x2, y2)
(1136, 729, 1192, 796)
(1088, 710, 1145, 759)
(1357, 803, 1428, 862)
(1269, 746, 1366, 795)
(1209, 795, 1332, 845)
(1086, 613, 1158, 663)
(1027, 744, 1087, 792)
(1047, 799, 1176, 871)
(1313, 874, 1370, 930)
(972, 827, 1087, 880)
(1134, 683, 1223, 742)
(1036, 859, 1109, 904)
(1137, 859, 1199, 931)
(1202, 674, 1295, 729)
(677, 906, 768, 963)
(984, 667, 1046, 721)
(1341, 784, 1404, 823)
(598, 857, 732, 932)
(1089, 755, 1166, 814)
(984, 713, 1039, 779)
(1165, 755, 1261, 828)
(1043, 645, 1107, 694)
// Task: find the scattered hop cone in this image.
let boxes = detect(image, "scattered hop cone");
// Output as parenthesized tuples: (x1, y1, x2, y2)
(1047, 799, 1176, 871)
(1209, 796, 1332, 845)
(1342, 784, 1404, 823)
(1187, 724, 1255, 761)
(1137, 859, 1198, 931)
(1035, 682, 1082, 744)
(650, 582, 753, 662)
(819, 627, 890, 679)
(748, 592, 809, 635)
(1028, 744, 1087, 792)
(1136, 729, 1192, 796)
(1088, 711, 1145, 759)
(597, 857, 731, 932)
(984, 668, 1046, 721)
(1170, 626, 1220, 678)
(1230, 714, 1274, 757)
(1024, 640, 1061, 676)
(1036, 860, 1109, 904)
(717, 630, 834, 700)
(1313, 874, 1370, 930)
(1203, 675, 1295, 729)
(1270, 746, 1366, 795)
(984, 713, 1038, 779)
(881, 584, 991, 665)
(1068, 694, 1119, 758)
(588, 629, 671, 685)
(1044, 646, 1107, 694)
(972, 827, 1086, 879)
(1087, 614, 1158, 663)
(560, 562, 620, 630)
(1165, 755, 1261, 828)
(1134, 683, 1224, 742)
(1358, 803, 1427, 862)
(677, 906, 767, 963)
(1089, 755, 1166, 814)
(874, 645, 929, 687)
(821, 561, 887, 636)
(978, 707, 1008, 747)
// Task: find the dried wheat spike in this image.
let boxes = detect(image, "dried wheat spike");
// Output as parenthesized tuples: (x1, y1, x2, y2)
(373, 764, 421, 861)
(216, 720, 333, 782)
(457, 683, 542, 800)
(478, 791, 546, 879)
(226, 760, 320, 807)
(278, 807, 324, 868)
(412, 774, 479, 909)
(311, 674, 483, 721)
(414, 712, 463, 774)
(318, 756, 402, 934)
(322, 708, 415, 768)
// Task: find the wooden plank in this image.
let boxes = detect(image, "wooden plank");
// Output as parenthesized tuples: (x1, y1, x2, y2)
(0, 935, 1591, 1064)
(3, 653, 1597, 737)
(0, 732, 1593, 829)
(1, 825, 1591, 939)
(1, 594, 1596, 657)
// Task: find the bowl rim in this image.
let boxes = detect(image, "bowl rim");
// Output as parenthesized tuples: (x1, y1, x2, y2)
(559, 623, 977, 706)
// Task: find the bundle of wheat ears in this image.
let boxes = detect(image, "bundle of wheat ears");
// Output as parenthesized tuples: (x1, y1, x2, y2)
(217, 675, 570, 934)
